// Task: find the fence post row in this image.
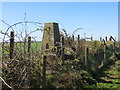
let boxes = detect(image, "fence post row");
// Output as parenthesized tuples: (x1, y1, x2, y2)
(10, 31, 14, 59)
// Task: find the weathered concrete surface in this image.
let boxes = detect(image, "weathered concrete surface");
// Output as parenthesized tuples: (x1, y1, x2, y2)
(41, 22, 60, 51)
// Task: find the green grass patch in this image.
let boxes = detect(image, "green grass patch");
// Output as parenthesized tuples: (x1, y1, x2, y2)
(97, 83, 120, 88)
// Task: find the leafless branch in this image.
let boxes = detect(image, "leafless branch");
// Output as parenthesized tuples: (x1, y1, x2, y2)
(0, 76, 14, 90)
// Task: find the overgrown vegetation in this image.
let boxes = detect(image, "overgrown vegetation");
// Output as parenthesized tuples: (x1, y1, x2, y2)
(0, 20, 120, 89)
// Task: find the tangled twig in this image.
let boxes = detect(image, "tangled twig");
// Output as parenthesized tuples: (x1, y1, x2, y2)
(0, 76, 14, 90)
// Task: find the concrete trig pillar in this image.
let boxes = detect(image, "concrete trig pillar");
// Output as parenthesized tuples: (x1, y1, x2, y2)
(41, 22, 60, 51)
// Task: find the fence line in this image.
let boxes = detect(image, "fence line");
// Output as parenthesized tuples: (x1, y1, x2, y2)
(7, 31, 119, 63)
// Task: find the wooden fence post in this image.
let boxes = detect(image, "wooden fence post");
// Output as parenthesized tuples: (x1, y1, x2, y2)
(78, 35, 80, 43)
(10, 31, 14, 59)
(76, 35, 80, 57)
(105, 36, 107, 41)
(100, 37, 102, 41)
(110, 36, 116, 42)
(103, 39, 106, 45)
(72, 35, 74, 41)
(113, 42, 115, 50)
(43, 55, 46, 88)
(61, 36, 65, 61)
(28, 36, 31, 57)
(109, 36, 111, 41)
(91, 36, 93, 41)
(113, 42, 116, 55)
(99, 41, 106, 68)
(103, 43, 106, 64)
(85, 47, 89, 66)
(119, 42, 120, 52)
(77, 35, 80, 50)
